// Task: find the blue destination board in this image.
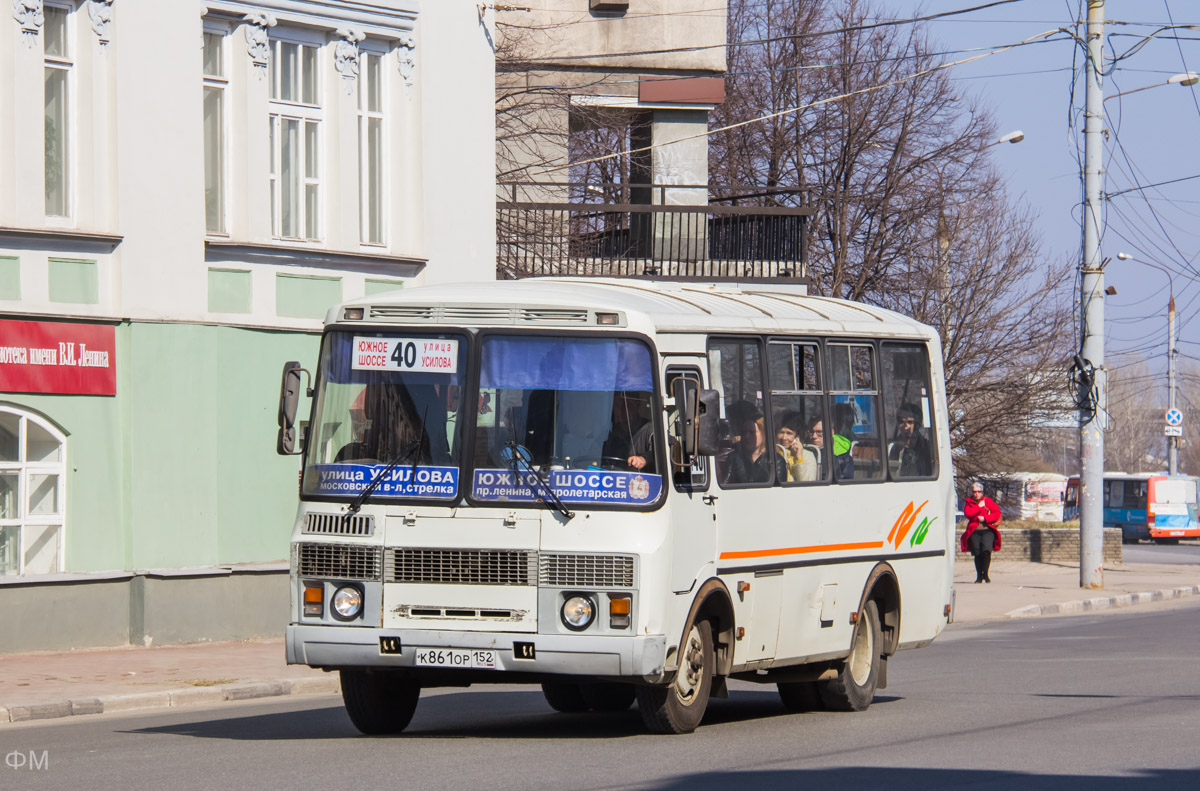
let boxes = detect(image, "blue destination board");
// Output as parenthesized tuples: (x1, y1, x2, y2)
(308, 463, 458, 499)
(472, 468, 662, 505)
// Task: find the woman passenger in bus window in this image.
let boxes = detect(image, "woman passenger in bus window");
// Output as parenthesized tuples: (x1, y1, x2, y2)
(775, 410, 817, 482)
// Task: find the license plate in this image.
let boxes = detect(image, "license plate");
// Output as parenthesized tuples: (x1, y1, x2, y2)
(413, 648, 497, 669)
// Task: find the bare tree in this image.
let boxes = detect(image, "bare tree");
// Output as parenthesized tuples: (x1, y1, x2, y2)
(1103, 360, 1167, 472)
(713, 0, 1076, 481)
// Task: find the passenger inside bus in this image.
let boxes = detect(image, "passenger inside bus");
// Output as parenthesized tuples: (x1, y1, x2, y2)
(887, 402, 933, 477)
(723, 406, 788, 485)
(335, 382, 441, 466)
(775, 409, 818, 482)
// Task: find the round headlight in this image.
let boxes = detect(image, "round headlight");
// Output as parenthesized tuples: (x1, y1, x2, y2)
(331, 586, 363, 620)
(561, 595, 595, 631)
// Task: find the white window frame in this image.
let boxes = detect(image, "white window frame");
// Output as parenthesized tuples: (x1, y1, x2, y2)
(44, 1, 74, 221)
(268, 33, 324, 242)
(357, 44, 387, 246)
(203, 23, 231, 235)
(0, 407, 67, 577)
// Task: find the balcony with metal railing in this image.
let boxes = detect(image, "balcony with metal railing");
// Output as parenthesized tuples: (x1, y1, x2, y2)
(497, 183, 812, 283)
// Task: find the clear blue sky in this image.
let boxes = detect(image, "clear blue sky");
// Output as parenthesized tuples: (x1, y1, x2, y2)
(875, 0, 1200, 405)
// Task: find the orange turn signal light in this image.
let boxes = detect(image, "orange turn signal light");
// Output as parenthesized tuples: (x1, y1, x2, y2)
(303, 583, 324, 618)
(608, 594, 631, 629)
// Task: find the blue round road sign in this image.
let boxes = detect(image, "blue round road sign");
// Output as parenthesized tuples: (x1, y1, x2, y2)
(1166, 408, 1184, 426)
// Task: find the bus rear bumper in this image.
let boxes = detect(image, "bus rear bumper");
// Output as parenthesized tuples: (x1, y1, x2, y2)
(287, 624, 669, 680)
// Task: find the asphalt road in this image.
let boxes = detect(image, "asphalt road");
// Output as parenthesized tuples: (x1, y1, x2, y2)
(1123, 539, 1200, 565)
(5, 602, 1200, 791)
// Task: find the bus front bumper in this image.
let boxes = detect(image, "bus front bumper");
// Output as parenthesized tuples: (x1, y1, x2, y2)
(287, 624, 669, 680)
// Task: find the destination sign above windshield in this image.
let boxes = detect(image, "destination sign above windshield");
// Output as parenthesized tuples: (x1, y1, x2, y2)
(351, 336, 459, 373)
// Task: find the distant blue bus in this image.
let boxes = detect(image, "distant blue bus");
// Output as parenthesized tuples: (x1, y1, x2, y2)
(1064, 474, 1200, 544)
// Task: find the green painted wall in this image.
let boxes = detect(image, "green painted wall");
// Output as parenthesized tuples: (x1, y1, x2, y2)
(364, 278, 405, 296)
(0, 256, 19, 300)
(276, 274, 341, 319)
(48, 258, 99, 304)
(1, 321, 319, 574)
(208, 268, 252, 314)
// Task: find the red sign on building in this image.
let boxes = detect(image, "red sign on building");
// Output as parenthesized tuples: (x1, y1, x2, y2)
(0, 320, 117, 396)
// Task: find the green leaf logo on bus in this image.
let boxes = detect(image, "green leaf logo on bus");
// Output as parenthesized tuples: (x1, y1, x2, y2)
(888, 500, 938, 550)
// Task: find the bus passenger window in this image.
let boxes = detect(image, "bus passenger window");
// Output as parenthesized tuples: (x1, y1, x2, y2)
(767, 341, 827, 484)
(881, 344, 938, 479)
(708, 338, 781, 487)
(828, 343, 884, 481)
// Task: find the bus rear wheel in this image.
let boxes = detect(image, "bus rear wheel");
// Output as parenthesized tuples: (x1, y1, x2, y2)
(340, 670, 420, 735)
(636, 620, 713, 734)
(819, 600, 882, 712)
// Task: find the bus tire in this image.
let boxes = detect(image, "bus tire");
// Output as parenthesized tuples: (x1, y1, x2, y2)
(541, 682, 590, 713)
(581, 682, 637, 712)
(340, 670, 420, 735)
(778, 681, 824, 713)
(819, 600, 882, 712)
(1154, 538, 1180, 545)
(636, 619, 714, 734)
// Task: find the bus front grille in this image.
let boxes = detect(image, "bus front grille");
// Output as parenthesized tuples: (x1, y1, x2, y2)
(386, 548, 537, 586)
(539, 554, 636, 588)
(297, 543, 382, 581)
(303, 513, 374, 537)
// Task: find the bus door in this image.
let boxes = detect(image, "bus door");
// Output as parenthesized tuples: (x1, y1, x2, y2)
(664, 365, 718, 594)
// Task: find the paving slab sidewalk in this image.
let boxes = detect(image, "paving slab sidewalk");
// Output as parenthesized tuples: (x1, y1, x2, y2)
(2, 560, 1198, 725)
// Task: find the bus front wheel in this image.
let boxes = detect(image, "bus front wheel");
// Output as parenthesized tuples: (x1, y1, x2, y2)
(819, 600, 882, 712)
(637, 620, 714, 734)
(340, 670, 420, 735)
(541, 682, 590, 713)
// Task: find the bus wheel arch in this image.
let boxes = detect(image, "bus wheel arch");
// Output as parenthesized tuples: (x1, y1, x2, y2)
(675, 577, 736, 678)
(858, 562, 902, 660)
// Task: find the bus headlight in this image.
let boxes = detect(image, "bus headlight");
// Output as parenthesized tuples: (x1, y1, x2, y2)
(561, 595, 595, 631)
(331, 585, 364, 621)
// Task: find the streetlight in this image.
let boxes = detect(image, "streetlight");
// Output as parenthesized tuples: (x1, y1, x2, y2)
(1116, 252, 1180, 474)
(1105, 72, 1199, 101)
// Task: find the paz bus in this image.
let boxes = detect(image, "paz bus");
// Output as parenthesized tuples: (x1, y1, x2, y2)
(1064, 473, 1200, 543)
(276, 279, 956, 734)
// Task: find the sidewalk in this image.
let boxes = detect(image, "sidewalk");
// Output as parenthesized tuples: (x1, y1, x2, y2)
(2, 560, 1198, 725)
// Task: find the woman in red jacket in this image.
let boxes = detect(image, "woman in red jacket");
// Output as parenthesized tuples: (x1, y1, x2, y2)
(962, 482, 1002, 583)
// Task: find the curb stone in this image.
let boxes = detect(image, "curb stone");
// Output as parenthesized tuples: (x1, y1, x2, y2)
(1005, 585, 1200, 619)
(1, 676, 341, 725)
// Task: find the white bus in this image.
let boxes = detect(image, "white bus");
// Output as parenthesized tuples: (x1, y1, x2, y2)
(277, 279, 955, 735)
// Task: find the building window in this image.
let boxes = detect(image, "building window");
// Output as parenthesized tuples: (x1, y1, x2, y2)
(358, 49, 385, 245)
(44, 3, 72, 218)
(203, 29, 228, 234)
(269, 38, 322, 241)
(0, 408, 66, 576)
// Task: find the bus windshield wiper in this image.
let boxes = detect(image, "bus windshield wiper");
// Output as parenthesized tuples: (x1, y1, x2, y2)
(344, 406, 430, 520)
(503, 433, 574, 521)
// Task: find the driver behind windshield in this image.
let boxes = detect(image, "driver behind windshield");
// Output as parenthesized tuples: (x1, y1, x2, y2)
(602, 391, 655, 472)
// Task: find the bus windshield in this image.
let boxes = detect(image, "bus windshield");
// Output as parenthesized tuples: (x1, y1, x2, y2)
(302, 330, 468, 501)
(469, 335, 664, 508)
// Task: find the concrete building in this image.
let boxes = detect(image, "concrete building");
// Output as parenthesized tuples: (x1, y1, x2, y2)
(495, 1, 809, 283)
(0, 0, 495, 650)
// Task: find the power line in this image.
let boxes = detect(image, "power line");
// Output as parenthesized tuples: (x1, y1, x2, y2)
(517, 0, 1034, 63)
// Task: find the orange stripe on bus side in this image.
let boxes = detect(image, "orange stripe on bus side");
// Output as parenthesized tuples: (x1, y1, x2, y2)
(718, 541, 885, 560)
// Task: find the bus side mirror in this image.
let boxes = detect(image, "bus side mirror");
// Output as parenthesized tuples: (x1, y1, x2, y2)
(277, 361, 309, 456)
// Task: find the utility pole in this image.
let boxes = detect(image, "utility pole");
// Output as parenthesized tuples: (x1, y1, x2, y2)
(1169, 292, 1178, 474)
(1079, 0, 1106, 589)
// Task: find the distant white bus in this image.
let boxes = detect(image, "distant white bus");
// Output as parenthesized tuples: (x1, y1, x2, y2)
(277, 279, 956, 734)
